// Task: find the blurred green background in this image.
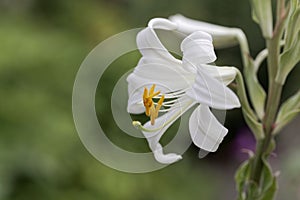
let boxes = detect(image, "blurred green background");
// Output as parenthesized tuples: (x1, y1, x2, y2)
(0, 0, 299, 199)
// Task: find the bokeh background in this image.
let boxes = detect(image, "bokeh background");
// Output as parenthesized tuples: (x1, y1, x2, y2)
(0, 0, 299, 199)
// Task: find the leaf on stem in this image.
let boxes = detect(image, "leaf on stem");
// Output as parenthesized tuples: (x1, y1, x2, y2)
(244, 59, 266, 120)
(235, 159, 251, 200)
(276, 2, 300, 84)
(250, 0, 273, 38)
(274, 90, 300, 134)
(235, 69, 264, 139)
(257, 157, 278, 200)
(284, 0, 300, 50)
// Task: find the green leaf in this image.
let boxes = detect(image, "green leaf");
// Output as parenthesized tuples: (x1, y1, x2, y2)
(277, 32, 300, 84)
(274, 90, 300, 134)
(277, 2, 300, 84)
(259, 177, 278, 200)
(284, 2, 300, 50)
(244, 59, 266, 120)
(265, 138, 276, 155)
(256, 157, 278, 200)
(235, 160, 251, 200)
(243, 109, 264, 140)
(260, 158, 273, 192)
(247, 181, 260, 199)
(249, 0, 273, 38)
(250, 0, 260, 24)
(235, 69, 264, 139)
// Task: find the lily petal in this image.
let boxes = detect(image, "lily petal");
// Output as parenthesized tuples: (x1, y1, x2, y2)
(137, 18, 180, 64)
(189, 104, 228, 152)
(148, 18, 177, 30)
(186, 68, 240, 110)
(200, 64, 237, 86)
(126, 88, 145, 114)
(169, 14, 239, 48)
(142, 96, 195, 164)
(181, 31, 217, 66)
(152, 143, 183, 164)
(129, 60, 193, 91)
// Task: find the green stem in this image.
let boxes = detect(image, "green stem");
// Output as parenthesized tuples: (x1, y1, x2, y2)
(266, 38, 280, 85)
(246, 0, 287, 184)
(235, 29, 250, 68)
(250, 82, 282, 184)
(248, 29, 283, 190)
(276, 0, 286, 24)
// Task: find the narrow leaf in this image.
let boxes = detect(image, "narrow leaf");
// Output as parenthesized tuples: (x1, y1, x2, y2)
(244, 59, 266, 120)
(249, 0, 273, 38)
(274, 90, 300, 133)
(235, 160, 251, 200)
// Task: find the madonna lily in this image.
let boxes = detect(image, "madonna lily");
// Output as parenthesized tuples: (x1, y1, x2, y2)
(127, 18, 240, 164)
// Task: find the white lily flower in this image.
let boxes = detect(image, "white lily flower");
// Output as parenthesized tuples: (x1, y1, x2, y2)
(127, 18, 240, 164)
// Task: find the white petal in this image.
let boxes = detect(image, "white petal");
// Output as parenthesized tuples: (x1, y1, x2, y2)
(181, 31, 217, 67)
(153, 143, 182, 164)
(186, 68, 240, 109)
(189, 105, 228, 152)
(200, 64, 237, 85)
(169, 14, 239, 48)
(126, 86, 144, 114)
(137, 18, 180, 63)
(148, 18, 177, 30)
(131, 60, 193, 91)
(170, 14, 234, 36)
(142, 96, 195, 164)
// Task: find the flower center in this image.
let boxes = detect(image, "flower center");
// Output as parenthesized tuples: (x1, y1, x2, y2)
(143, 84, 164, 125)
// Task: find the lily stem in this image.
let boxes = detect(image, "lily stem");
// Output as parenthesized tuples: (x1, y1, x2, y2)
(250, 82, 282, 184)
(248, 35, 283, 192)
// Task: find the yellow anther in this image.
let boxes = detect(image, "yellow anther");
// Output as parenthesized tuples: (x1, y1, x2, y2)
(143, 84, 165, 125)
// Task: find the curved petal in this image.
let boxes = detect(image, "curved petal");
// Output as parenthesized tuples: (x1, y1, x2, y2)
(200, 64, 237, 86)
(129, 60, 193, 91)
(181, 31, 217, 70)
(137, 18, 180, 64)
(169, 14, 239, 49)
(148, 18, 177, 30)
(142, 96, 195, 164)
(186, 68, 240, 110)
(152, 143, 184, 164)
(170, 14, 235, 36)
(189, 104, 228, 152)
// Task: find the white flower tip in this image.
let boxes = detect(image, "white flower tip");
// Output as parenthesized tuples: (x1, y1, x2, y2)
(152, 143, 182, 164)
(154, 153, 183, 164)
(148, 18, 177, 30)
(198, 149, 210, 158)
(235, 99, 241, 108)
(228, 94, 241, 109)
(168, 14, 184, 21)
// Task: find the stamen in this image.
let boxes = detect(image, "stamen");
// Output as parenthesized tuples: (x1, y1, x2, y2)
(142, 84, 165, 125)
(151, 95, 164, 125)
(132, 99, 193, 133)
(154, 98, 178, 106)
(153, 89, 187, 99)
(132, 121, 164, 132)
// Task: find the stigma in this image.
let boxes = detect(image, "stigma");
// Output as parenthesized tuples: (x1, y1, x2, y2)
(143, 84, 165, 125)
